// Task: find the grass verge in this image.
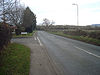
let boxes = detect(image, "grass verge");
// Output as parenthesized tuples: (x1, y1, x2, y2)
(0, 43, 30, 75)
(13, 30, 36, 38)
(48, 31, 100, 46)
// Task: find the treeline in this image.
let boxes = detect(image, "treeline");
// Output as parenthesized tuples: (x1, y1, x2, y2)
(63, 30, 100, 40)
(37, 25, 100, 31)
(37, 25, 100, 40)
(0, 0, 36, 50)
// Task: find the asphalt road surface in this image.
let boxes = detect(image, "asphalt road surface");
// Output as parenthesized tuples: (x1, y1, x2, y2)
(12, 35, 62, 75)
(37, 31, 100, 75)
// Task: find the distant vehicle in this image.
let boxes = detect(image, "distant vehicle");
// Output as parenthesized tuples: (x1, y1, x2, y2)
(21, 32, 28, 35)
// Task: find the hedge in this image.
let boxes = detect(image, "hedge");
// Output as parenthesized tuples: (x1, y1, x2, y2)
(0, 23, 12, 50)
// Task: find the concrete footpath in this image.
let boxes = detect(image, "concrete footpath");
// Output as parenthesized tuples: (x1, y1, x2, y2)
(12, 34, 63, 75)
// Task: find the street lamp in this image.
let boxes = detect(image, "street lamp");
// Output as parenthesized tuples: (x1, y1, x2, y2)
(72, 3, 79, 26)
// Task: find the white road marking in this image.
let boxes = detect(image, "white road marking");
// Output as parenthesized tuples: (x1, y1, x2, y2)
(34, 37, 37, 40)
(37, 37, 43, 46)
(74, 46, 100, 58)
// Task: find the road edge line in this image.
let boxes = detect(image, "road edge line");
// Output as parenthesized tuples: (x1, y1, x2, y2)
(37, 37, 43, 46)
(74, 46, 100, 58)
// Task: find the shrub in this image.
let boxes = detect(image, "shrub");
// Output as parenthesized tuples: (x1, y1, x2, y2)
(88, 31, 100, 40)
(25, 27, 32, 33)
(63, 29, 87, 36)
(15, 28, 21, 35)
(0, 23, 12, 50)
(21, 27, 25, 32)
(63, 30, 100, 40)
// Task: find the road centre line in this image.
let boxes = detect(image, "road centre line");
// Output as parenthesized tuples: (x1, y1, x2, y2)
(74, 46, 100, 58)
(37, 37, 43, 46)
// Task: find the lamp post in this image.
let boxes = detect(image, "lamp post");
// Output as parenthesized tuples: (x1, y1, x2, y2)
(72, 3, 79, 26)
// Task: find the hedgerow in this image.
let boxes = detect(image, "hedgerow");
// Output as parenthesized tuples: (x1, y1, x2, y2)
(0, 23, 12, 50)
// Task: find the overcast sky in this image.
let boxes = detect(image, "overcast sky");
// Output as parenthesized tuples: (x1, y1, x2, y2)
(21, 0, 100, 25)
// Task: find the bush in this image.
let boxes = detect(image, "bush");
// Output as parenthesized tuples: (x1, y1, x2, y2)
(25, 27, 32, 33)
(88, 31, 100, 40)
(63, 29, 87, 36)
(21, 27, 25, 32)
(0, 23, 12, 50)
(63, 30, 100, 40)
(15, 28, 21, 35)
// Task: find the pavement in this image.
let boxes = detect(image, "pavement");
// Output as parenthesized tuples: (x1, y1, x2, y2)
(12, 31, 100, 75)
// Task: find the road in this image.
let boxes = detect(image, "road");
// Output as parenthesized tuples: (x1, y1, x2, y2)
(37, 31, 100, 75)
(12, 34, 62, 75)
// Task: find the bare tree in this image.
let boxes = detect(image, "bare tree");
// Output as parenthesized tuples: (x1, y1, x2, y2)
(50, 20, 55, 25)
(42, 18, 50, 26)
(0, 0, 25, 26)
(6, 0, 25, 26)
(42, 18, 55, 26)
(0, 0, 13, 22)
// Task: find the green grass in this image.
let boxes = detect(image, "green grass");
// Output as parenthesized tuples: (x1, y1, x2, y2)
(0, 43, 30, 75)
(13, 30, 36, 38)
(48, 31, 100, 46)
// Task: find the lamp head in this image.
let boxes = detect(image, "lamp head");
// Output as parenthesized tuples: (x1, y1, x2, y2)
(72, 3, 77, 5)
